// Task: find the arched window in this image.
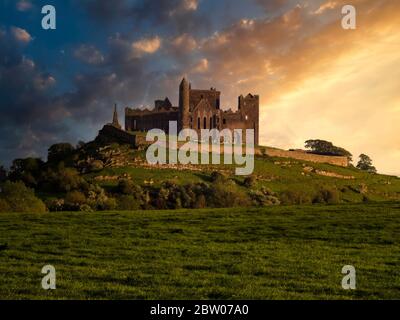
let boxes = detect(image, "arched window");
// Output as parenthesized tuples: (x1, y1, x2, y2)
(203, 117, 207, 129)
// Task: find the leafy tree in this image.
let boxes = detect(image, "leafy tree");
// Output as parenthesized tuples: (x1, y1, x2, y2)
(356, 154, 377, 173)
(76, 141, 86, 149)
(8, 158, 44, 187)
(48, 143, 75, 163)
(0, 181, 46, 213)
(305, 139, 352, 161)
(0, 165, 7, 182)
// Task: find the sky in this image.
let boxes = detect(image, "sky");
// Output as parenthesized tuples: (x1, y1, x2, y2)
(0, 0, 399, 175)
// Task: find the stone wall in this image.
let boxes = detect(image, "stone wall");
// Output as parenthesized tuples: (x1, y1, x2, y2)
(135, 136, 349, 167)
(259, 147, 349, 167)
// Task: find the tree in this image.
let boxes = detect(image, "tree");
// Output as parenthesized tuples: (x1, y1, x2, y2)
(356, 154, 377, 173)
(0, 166, 6, 182)
(47, 143, 75, 163)
(0, 181, 46, 213)
(8, 158, 44, 187)
(305, 139, 352, 161)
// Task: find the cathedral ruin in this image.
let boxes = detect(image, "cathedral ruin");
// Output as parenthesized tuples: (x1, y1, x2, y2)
(125, 78, 260, 145)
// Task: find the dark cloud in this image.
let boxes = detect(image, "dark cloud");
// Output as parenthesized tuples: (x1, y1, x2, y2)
(78, 0, 209, 35)
(0, 28, 71, 165)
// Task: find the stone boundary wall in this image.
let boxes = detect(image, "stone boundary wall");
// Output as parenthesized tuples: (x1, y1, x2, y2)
(260, 147, 349, 167)
(135, 135, 349, 167)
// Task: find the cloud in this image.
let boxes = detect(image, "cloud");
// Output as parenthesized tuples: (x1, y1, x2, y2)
(313, 1, 338, 15)
(132, 36, 162, 57)
(192, 58, 209, 73)
(78, 0, 209, 35)
(10, 27, 32, 43)
(74, 44, 105, 65)
(16, 0, 33, 12)
(182, 0, 199, 11)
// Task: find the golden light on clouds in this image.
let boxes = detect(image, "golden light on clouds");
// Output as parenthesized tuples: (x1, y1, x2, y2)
(261, 7, 400, 175)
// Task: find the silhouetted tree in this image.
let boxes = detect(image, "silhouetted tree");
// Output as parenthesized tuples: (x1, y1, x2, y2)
(47, 143, 75, 163)
(0, 165, 7, 182)
(8, 158, 44, 187)
(356, 154, 377, 173)
(305, 139, 352, 161)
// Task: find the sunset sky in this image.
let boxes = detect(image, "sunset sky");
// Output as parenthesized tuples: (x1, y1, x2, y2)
(0, 0, 399, 175)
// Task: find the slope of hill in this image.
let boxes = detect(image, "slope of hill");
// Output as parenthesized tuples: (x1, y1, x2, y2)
(83, 143, 400, 205)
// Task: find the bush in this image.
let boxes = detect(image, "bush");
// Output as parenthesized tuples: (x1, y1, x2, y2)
(280, 190, 312, 205)
(249, 187, 280, 206)
(117, 179, 141, 195)
(209, 181, 251, 208)
(0, 181, 46, 213)
(194, 194, 207, 209)
(0, 198, 11, 212)
(41, 166, 86, 192)
(210, 171, 228, 183)
(313, 188, 340, 204)
(117, 195, 142, 211)
(65, 190, 87, 210)
(89, 160, 104, 172)
(243, 176, 256, 188)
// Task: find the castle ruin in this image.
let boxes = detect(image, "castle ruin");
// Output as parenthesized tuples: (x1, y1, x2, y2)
(125, 78, 260, 145)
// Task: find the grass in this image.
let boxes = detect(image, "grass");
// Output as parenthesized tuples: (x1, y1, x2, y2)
(1, 203, 400, 299)
(84, 152, 400, 203)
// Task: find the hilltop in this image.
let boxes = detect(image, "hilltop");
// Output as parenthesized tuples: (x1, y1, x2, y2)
(1, 132, 399, 213)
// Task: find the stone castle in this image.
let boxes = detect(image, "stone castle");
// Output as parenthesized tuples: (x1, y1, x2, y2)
(98, 79, 349, 167)
(125, 78, 260, 145)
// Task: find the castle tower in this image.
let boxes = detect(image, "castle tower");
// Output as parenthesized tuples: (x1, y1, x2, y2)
(178, 77, 190, 131)
(112, 104, 121, 129)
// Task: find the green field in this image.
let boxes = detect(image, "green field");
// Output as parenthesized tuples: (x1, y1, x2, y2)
(1, 203, 399, 300)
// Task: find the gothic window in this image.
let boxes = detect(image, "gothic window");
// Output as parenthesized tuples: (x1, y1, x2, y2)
(198, 117, 200, 129)
(203, 117, 207, 129)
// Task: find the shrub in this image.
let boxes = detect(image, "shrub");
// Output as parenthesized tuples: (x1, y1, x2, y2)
(45, 199, 65, 212)
(89, 160, 104, 172)
(65, 190, 87, 210)
(194, 194, 207, 209)
(243, 176, 256, 188)
(0, 198, 11, 212)
(280, 190, 312, 205)
(117, 195, 142, 211)
(210, 171, 227, 183)
(313, 188, 340, 204)
(209, 181, 251, 208)
(249, 187, 280, 206)
(0, 181, 46, 213)
(117, 179, 141, 195)
(41, 166, 86, 192)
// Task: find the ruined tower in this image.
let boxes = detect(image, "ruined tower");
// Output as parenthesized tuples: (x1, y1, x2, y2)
(112, 104, 122, 129)
(178, 78, 190, 131)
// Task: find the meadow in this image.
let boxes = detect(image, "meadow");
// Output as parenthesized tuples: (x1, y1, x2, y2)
(0, 203, 399, 299)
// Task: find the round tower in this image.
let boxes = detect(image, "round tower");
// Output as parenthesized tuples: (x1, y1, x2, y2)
(179, 77, 190, 131)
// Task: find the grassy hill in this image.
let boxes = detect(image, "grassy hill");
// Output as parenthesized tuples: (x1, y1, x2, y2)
(0, 203, 399, 299)
(82, 145, 400, 205)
